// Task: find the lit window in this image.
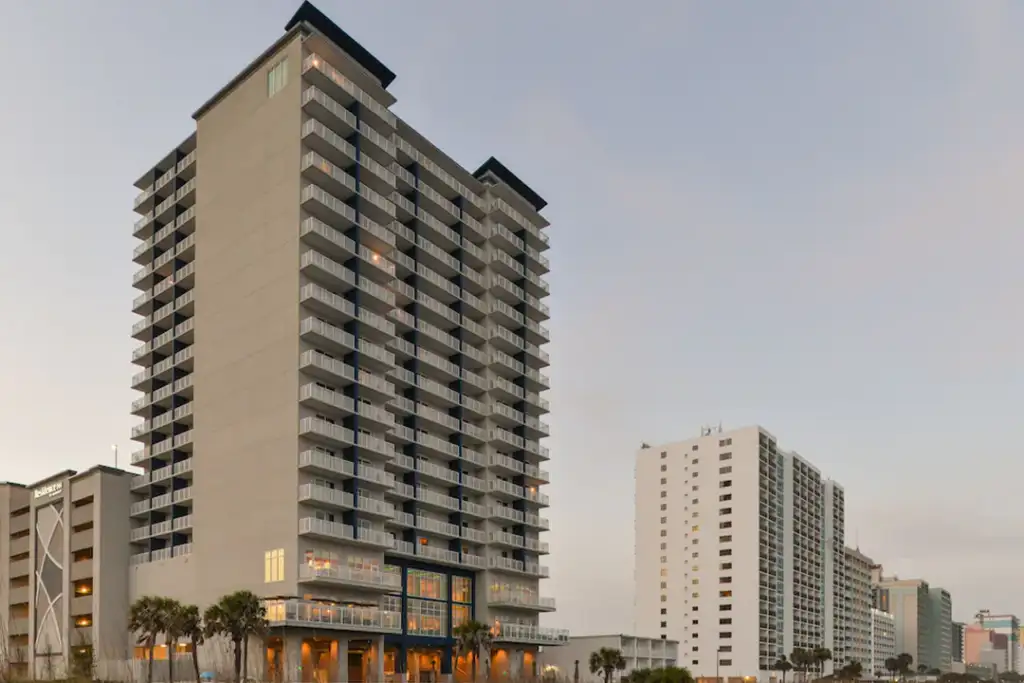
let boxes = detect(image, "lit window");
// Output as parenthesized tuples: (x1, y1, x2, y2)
(264, 549, 284, 583)
(267, 59, 289, 97)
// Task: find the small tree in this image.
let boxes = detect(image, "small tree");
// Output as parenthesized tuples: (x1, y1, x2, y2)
(204, 591, 267, 683)
(589, 648, 626, 683)
(896, 653, 914, 682)
(885, 658, 900, 682)
(653, 667, 694, 683)
(175, 604, 205, 683)
(790, 649, 813, 683)
(773, 656, 794, 683)
(130, 596, 167, 683)
(454, 620, 494, 682)
(813, 648, 833, 676)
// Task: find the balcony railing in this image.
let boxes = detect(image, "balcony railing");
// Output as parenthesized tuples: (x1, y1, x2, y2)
(493, 623, 568, 645)
(297, 564, 401, 591)
(264, 599, 401, 633)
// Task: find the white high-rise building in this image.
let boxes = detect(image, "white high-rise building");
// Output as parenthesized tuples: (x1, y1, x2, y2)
(871, 608, 896, 675)
(634, 426, 845, 680)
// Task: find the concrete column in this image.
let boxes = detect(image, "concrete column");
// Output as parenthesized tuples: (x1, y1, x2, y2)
(510, 650, 524, 679)
(336, 639, 349, 683)
(285, 636, 303, 683)
(375, 636, 386, 682)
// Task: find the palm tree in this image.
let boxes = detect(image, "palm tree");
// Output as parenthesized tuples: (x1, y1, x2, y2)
(773, 656, 794, 683)
(896, 654, 914, 682)
(454, 620, 494, 682)
(812, 648, 833, 677)
(589, 648, 627, 683)
(162, 599, 185, 683)
(174, 604, 204, 683)
(129, 596, 167, 683)
(885, 658, 900, 682)
(790, 649, 813, 683)
(204, 591, 267, 683)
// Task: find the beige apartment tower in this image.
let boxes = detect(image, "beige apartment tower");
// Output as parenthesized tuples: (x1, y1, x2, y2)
(0, 467, 132, 680)
(129, 2, 558, 681)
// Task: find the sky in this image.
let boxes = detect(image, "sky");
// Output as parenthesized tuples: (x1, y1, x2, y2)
(1, 0, 1023, 634)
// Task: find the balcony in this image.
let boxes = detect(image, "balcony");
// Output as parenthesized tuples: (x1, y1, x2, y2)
(298, 517, 390, 548)
(297, 564, 401, 592)
(299, 483, 355, 512)
(488, 592, 556, 612)
(265, 598, 400, 633)
(493, 623, 568, 645)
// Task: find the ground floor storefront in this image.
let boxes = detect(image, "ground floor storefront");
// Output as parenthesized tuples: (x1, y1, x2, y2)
(263, 632, 539, 683)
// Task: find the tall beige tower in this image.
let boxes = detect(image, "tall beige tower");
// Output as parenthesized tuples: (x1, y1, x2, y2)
(128, 2, 560, 680)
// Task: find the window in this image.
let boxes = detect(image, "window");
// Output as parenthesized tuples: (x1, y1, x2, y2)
(719, 646, 732, 653)
(720, 632, 732, 639)
(691, 445, 698, 451)
(720, 507, 732, 515)
(692, 661, 699, 667)
(661, 582, 667, 589)
(719, 438, 732, 447)
(660, 530, 667, 537)
(661, 543, 667, 550)
(452, 604, 471, 629)
(660, 568, 668, 577)
(691, 525, 699, 532)
(660, 478, 667, 485)
(692, 552, 699, 558)
(719, 451, 732, 459)
(720, 480, 732, 488)
(691, 606, 698, 612)
(660, 465, 667, 472)
(692, 458, 699, 465)
(660, 556, 667, 563)
(660, 491, 667, 498)
(719, 618, 732, 625)
(719, 521, 732, 529)
(692, 646, 699, 652)
(720, 562, 732, 570)
(661, 451, 667, 458)
(719, 591, 732, 598)
(661, 504, 667, 511)
(720, 548, 732, 557)
(691, 619, 699, 626)
(661, 608, 667, 615)
(661, 595, 667, 602)
(452, 576, 472, 603)
(660, 621, 667, 628)
(720, 576, 732, 584)
(264, 549, 284, 583)
(719, 466, 732, 474)
(407, 599, 446, 636)
(691, 592, 699, 598)
(408, 569, 446, 599)
(719, 493, 732, 502)
(660, 516, 667, 524)
(721, 660, 733, 667)
(719, 535, 732, 542)
(691, 579, 699, 585)
(692, 471, 699, 478)
(692, 485, 699, 491)
(719, 604, 732, 612)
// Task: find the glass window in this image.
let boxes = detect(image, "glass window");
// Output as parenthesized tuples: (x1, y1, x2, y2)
(304, 548, 339, 570)
(382, 595, 401, 613)
(452, 576, 472, 603)
(264, 549, 284, 582)
(348, 556, 380, 572)
(408, 569, 446, 600)
(408, 598, 447, 637)
(267, 59, 289, 97)
(452, 604, 471, 630)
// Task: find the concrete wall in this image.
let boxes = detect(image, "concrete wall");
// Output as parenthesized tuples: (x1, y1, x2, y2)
(134, 33, 305, 607)
(94, 469, 133, 662)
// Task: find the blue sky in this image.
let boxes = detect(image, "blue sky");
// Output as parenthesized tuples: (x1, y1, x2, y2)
(1, 1, 1022, 632)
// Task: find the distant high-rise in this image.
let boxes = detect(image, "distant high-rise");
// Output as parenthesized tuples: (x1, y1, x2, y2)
(634, 425, 845, 679)
(129, 1, 559, 678)
(873, 572, 953, 672)
(846, 547, 876, 672)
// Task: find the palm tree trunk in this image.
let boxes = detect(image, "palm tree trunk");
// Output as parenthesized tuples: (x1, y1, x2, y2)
(471, 651, 477, 683)
(148, 638, 155, 683)
(242, 635, 249, 683)
(233, 638, 242, 683)
(169, 641, 175, 683)
(191, 638, 201, 683)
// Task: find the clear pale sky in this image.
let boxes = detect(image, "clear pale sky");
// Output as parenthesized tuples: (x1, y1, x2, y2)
(1, 1, 1022, 633)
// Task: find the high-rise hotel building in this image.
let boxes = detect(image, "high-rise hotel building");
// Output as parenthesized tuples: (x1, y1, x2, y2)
(634, 426, 845, 680)
(129, 2, 559, 680)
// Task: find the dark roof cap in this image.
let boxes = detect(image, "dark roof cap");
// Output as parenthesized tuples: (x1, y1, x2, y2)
(473, 157, 547, 211)
(286, 2, 396, 88)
